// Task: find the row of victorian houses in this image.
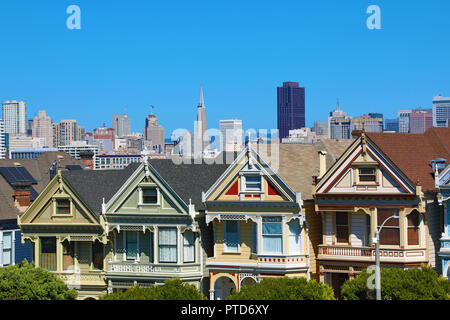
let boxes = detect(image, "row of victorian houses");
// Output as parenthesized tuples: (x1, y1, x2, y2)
(0, 128, 449, 299)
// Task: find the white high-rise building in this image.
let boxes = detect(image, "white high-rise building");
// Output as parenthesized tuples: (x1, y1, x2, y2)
(0, 119, 6, 159)
(432, 95, 450, 127)
(219, 119, 243, 151)
(398, 109, 412, 133)
(2, 100, 27, 134)
(112, 113, 131, 138)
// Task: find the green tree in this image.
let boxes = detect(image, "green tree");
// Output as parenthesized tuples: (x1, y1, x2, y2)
(226, 277, 335, 300)
(100, 278, 207, 300)
(0, 260, 77, 300)
(340, 265, 450, 300)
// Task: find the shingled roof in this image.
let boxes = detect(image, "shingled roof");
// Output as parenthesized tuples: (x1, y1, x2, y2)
(0, 152, 87, 221)
(148, 158, 230, 211)
(61, 163, 140, 214)
(367, 127, 450, 193)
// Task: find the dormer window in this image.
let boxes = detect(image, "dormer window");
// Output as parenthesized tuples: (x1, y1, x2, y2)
(245, 175, 262, 192)
(358, 168, 376, 182)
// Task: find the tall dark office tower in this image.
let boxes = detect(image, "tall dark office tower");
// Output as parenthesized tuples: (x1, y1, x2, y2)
(277, 82, 305, 139)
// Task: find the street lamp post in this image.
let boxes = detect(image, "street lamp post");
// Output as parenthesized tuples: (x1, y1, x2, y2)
(373, 213, 399, 300)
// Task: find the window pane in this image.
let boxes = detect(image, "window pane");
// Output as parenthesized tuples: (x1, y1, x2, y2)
(379, 228, 400, 245)
(336, 226, 349, 243)
(226, 221, 238, 234)
(159, 228, 177, 263)
(252, 222, 258, 254)
(57, 200, 70, 214)
(407, 212, 419, 227)
(93, 241, 104, 270)
(377, 209, 399, 227)
(183, 231, 195, 263)
(3, 232, 12, 249)
(262, 223, 282, 235)
(336, 212, 348, 226)
(63, 241, 74, 270)
(288, 221, 301, 254)
(263, 235, 282, 253)
(159, 228, 177, 245)
(408, 228, 419, 245)
(126, 232, 138, 260)
(143, 189, 158, 204)
(41, 237, 57, 270)
(2, 250, 11, 265)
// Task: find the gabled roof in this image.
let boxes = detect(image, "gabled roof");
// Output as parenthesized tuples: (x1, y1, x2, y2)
(61, 163, 140, 214)
(147, 158, 230, 211)
(258, 139, 354, 200)
(367, 127, 450, 192)
(0, 152, 87, 221)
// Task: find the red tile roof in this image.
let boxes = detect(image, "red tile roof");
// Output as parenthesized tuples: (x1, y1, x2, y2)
(367, 127, 450, 193)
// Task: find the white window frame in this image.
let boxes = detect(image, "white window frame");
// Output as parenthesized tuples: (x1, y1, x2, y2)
(138, 186, 160, 206)
(123, 231, 140, 262)
(262, 217, 283, 255)
(242, 175, 262, 192)
(0, 231, 15, 267)
(183, 230, 195, 263)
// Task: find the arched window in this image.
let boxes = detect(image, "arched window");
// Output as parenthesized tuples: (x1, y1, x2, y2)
(407, 211, 420, 246)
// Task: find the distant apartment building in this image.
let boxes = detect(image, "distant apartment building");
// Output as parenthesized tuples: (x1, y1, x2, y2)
(112, 113, 131, 138)
(281, 127, 318, 144)
(93, 126, 116, 149)
(2, 100, 27, 134)
(0, 119, 5, 159)
(384, 118, 399, 132)
(144, 112, 164, 153)
(32, 110, 53, 147)
(58, 141, 99, 169)
(350, 114, 384, 133)
(398, 109, 412, 133)
(432, 94, 450, 127)
(11, 147, 59, 159)
(277, 82, 306, 139)
(409, 108, 433, 134)
(96, 154, 142, 170)
(219, 119, 243, 152)
(328, 102, 352, 139)
(53, 120, 85, 147)
(313, 121, 328, 136)
(8, 135, 47, 158)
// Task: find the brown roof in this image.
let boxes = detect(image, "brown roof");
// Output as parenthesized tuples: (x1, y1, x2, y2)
(259, 139, 354, 200)
(0, 152, 87, 220)
(367, 127, 450, 193)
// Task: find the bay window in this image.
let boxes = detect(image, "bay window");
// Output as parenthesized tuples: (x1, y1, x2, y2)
(262, 217, 282, 254)
(407, 211, 420, 246)
(159, 228, 177, 263)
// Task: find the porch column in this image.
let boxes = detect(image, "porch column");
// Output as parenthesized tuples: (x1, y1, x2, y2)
(153, 226, 159, 263)
(0, 232, 3, 266)
(370, 208, 377, 242)
(35, 238, 40, 268)
(209, 289, 215, 300)
(56, 238, 63, 272)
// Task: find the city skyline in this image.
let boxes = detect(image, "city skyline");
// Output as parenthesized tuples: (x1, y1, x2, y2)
(1, 1, 449, 135)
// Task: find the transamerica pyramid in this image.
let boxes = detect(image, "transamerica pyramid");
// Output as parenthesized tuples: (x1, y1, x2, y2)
(194, 86, 209, 156)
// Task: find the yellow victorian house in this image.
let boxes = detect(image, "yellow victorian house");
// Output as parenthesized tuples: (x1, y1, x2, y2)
(204, 146, 306, 300)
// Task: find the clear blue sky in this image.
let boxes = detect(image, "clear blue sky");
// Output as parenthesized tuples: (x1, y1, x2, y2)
(1, 1, 449, 137)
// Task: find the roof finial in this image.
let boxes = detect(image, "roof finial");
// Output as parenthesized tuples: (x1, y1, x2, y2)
(198, 86, 205, 108)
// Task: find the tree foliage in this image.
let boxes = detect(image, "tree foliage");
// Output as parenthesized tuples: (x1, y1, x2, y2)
(340, 265, 450, 300)
(0, 260, 78, 300)
(100, 278, 207, 300)
(226, 277, 336, 300)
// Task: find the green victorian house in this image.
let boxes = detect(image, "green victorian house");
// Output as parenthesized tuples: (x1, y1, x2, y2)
(18, 156, 229, 299)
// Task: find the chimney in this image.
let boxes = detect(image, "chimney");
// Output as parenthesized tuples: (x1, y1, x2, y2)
(12, 181, 32, 209)
(318, 151, 327, 178)
(79, 151, 94, 170)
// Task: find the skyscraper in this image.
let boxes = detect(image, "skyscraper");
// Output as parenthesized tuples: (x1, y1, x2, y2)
(277, 82, 305, 139)
(409, 108, 433, 133)
(144, 110, 165, 153)
(328, 101, 352, 139)
(32, 110, 53, 147)
(194, 86, 209, 156)
(219, 119, 243, 152)
(350, 114, 384, 133)
(2, 100, 27, 134)
(432, 94, 450, 127)
(112, 113, 131, 138)
(398, 109, 412, 133)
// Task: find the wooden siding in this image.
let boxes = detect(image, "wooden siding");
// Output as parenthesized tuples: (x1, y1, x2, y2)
(305, 204, 321, 280)
(351, 213, 367, 247)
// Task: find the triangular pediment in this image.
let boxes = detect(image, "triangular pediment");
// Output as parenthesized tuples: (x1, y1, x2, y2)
(316, 136, 415, 195)
(19, 174, 101, 226)
(106, 163, 187, 215)
(205, 147, 297, 202)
